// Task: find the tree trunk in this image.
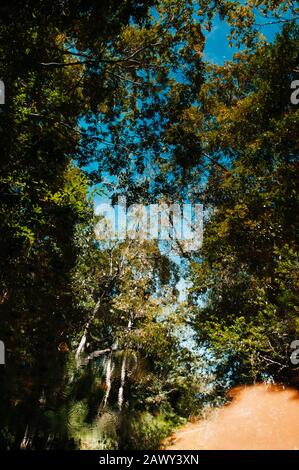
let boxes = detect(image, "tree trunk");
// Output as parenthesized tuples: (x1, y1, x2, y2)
(75, 299, 101, 363)
(102, 351, 114, 409)
(118, 353, 127, 410)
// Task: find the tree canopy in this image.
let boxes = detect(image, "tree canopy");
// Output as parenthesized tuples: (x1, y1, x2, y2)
(0, 0, 298, 450)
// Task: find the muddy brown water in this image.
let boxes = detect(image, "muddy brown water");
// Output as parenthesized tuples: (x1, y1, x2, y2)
(165, 384, 299, 450)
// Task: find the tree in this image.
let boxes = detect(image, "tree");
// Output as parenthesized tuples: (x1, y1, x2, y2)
(1, 0, 298, 450)
(0, 0, 156, 448)
(190, 25, 299, 384)
(70, 230, 203, 450)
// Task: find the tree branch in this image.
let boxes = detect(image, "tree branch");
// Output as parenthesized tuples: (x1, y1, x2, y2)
(254, 16, 299, 27)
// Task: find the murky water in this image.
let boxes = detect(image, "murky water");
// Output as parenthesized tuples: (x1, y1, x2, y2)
(166, 384, 299, 450)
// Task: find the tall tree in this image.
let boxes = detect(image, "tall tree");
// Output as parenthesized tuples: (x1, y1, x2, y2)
(0, 0, 155, 448)
(190, 24, 299, 384)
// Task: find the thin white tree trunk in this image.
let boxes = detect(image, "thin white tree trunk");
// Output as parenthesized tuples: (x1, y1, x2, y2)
(75, 299, 101, 363)
(20, 425, 29, 449)
(118, 353, 127, 410)
(75, 244, 132, 365)
(102, 352, 114, 408)
(20, 425, 32, 450)
(117, 319, 132, 410)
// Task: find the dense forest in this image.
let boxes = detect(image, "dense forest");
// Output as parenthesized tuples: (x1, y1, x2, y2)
(0, 0, 298, 450)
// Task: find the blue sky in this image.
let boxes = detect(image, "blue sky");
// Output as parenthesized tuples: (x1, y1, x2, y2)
(204, 12, 287, 64)
(90, 11, 295, 305)
(93, 11, 286, 205)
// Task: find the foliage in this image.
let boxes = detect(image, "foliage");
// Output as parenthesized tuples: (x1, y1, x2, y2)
(190, 25, 299, 384)
(0, 0, 298, 450)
